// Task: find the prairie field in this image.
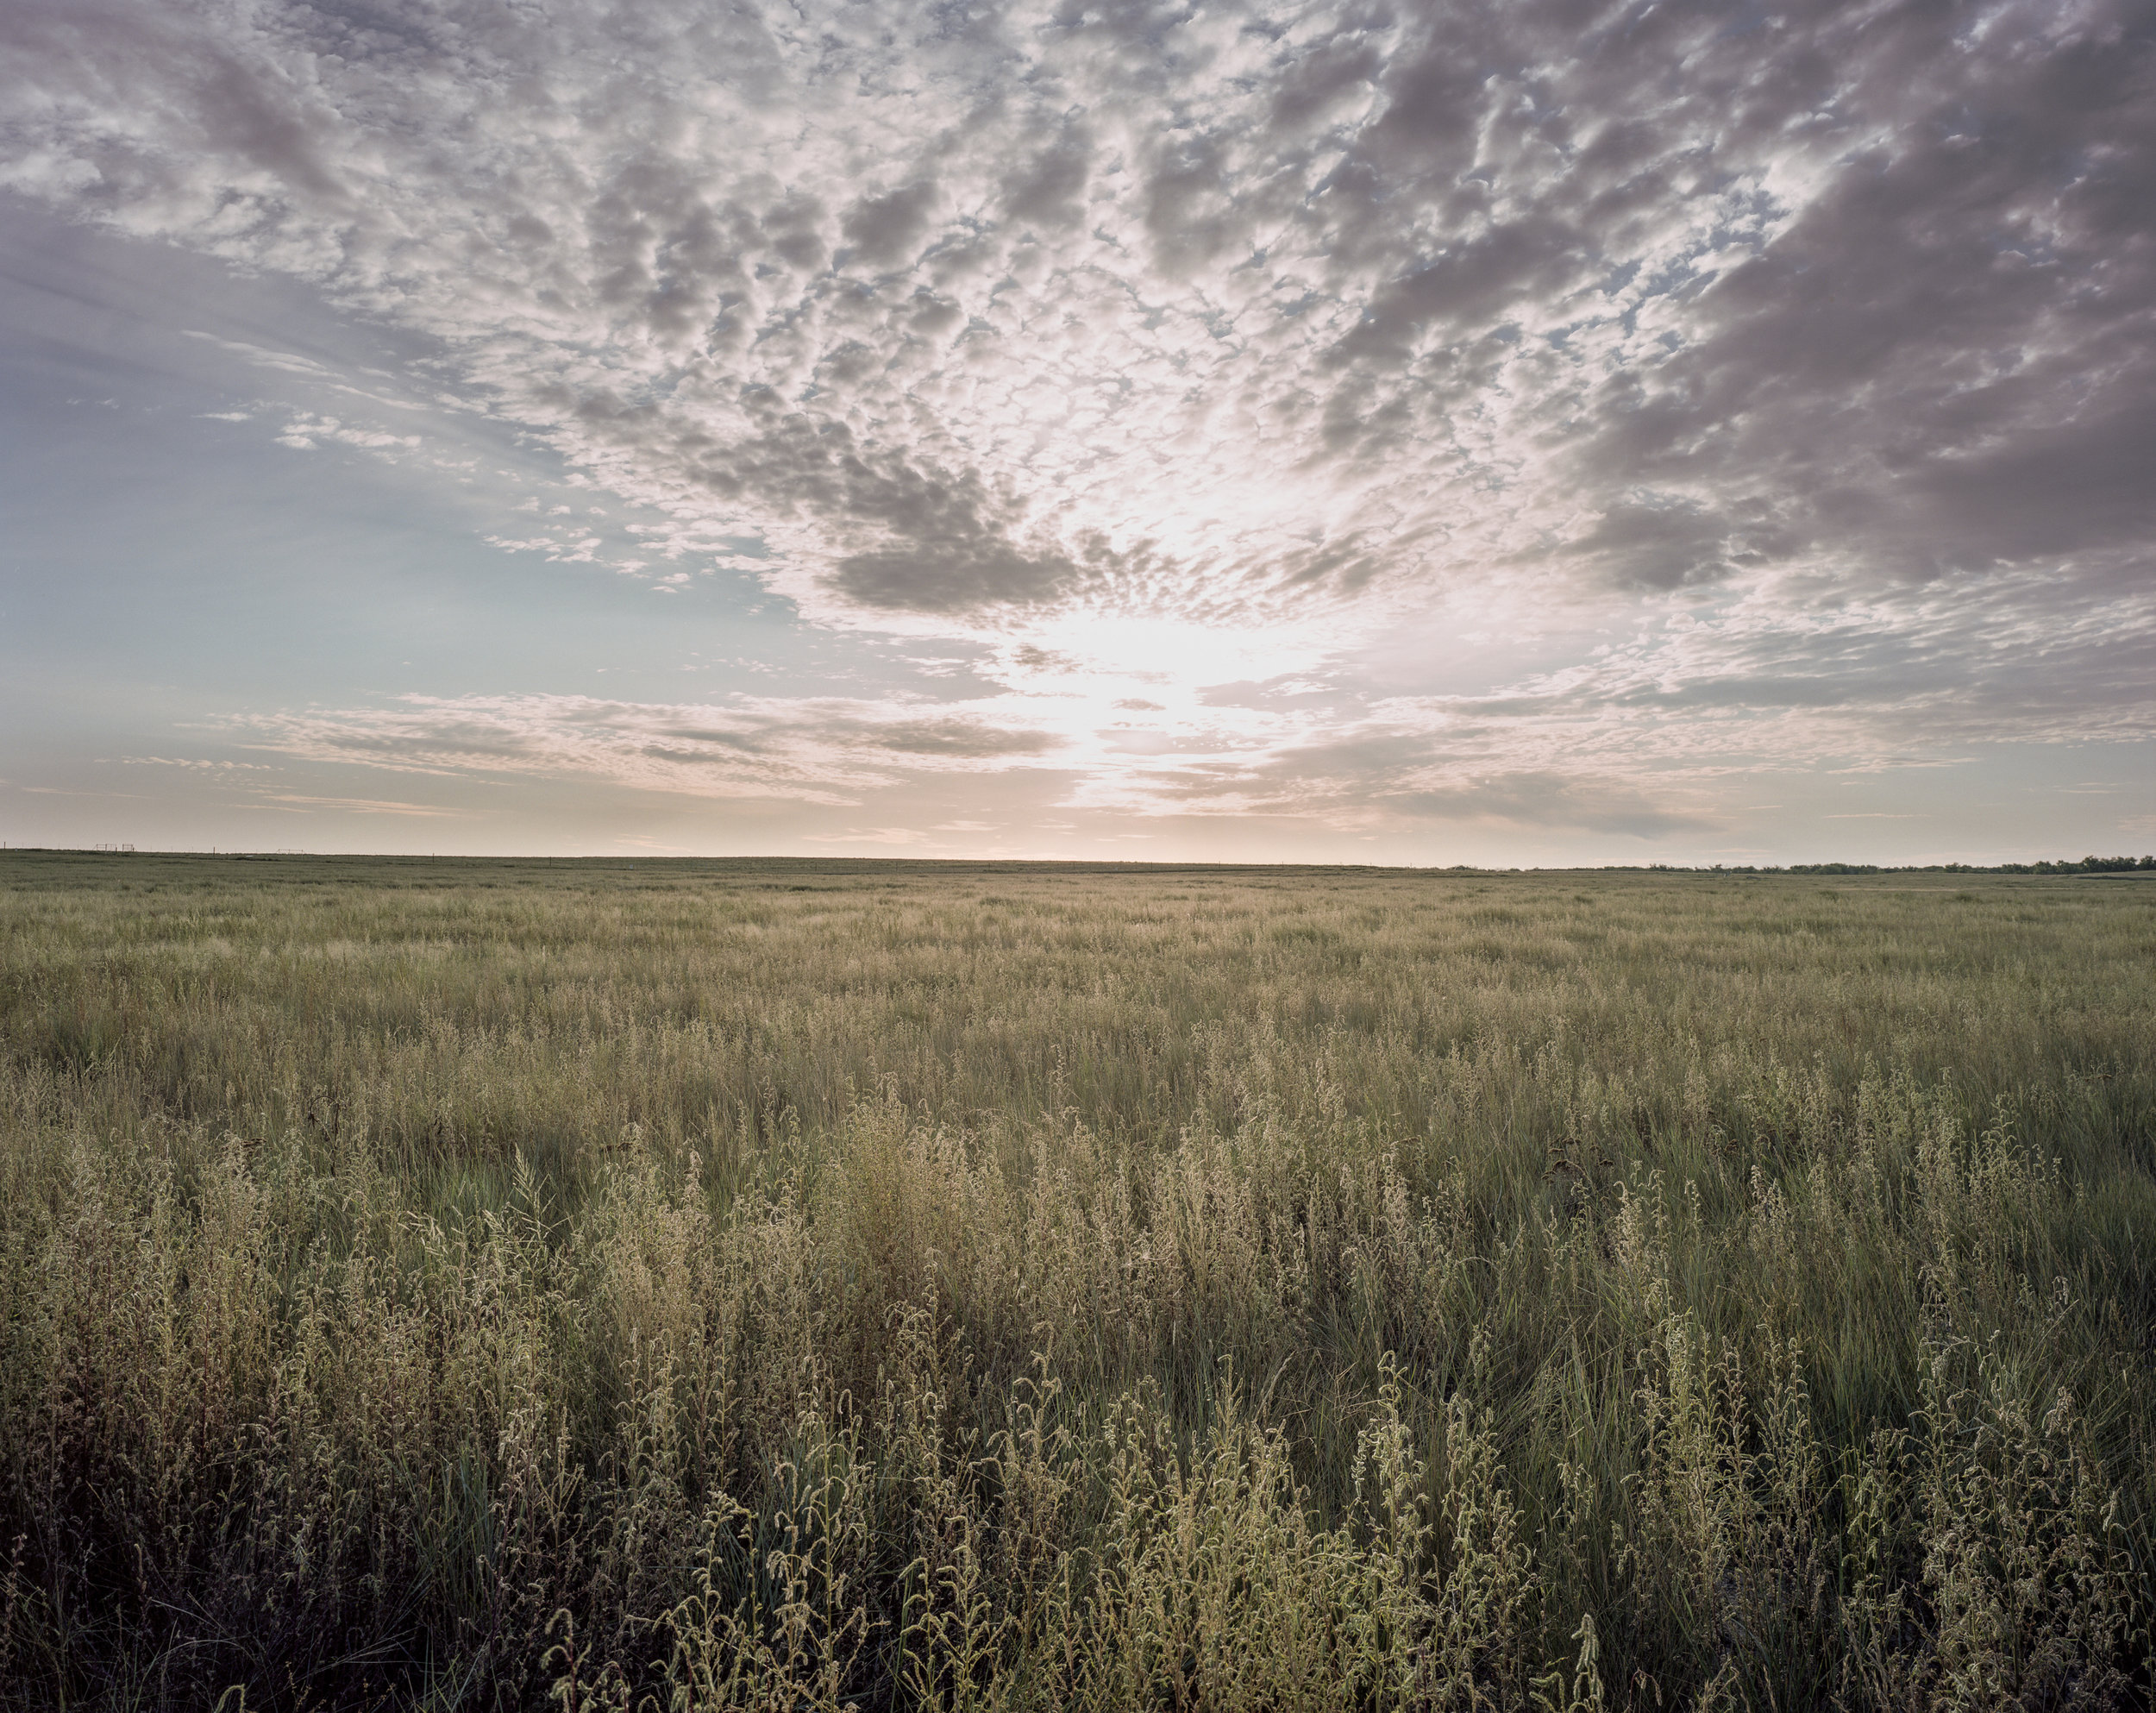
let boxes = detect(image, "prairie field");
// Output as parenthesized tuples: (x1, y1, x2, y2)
(2, 852, 2152, 1711)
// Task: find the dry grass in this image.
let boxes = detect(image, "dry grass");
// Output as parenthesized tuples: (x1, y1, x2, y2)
(1, 853, 2151, 1710)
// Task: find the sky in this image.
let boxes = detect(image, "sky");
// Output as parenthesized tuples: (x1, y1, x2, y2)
(1, 0, 2151, 864)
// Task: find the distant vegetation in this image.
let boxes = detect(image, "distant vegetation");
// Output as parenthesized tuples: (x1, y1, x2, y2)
(1662, 856, 2156, 876)
(2, 854, 2150, 1710)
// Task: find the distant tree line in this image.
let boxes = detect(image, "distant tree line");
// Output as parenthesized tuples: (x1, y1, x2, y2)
(1634, 856, 2156, 875)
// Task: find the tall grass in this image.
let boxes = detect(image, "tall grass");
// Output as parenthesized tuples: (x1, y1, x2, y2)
(2, 854, 2150, 1709)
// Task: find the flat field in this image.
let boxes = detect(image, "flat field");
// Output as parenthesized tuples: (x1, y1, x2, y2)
(2, 853, 2152, 1710)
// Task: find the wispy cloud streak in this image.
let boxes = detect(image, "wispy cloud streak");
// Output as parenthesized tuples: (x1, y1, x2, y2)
(237, 693, 1065, 806)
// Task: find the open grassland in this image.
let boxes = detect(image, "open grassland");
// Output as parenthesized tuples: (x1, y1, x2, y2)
(2, 853, 2152, 1711)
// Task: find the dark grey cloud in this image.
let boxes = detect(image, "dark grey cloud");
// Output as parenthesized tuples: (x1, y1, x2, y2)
(872, 718, 1058, 756)
(1390, 774, 1706, 839)
(832, 539, 1087, 612)
(1557, 499, 1742, 592)
(841, 180, 940, 269)
(999, 122, 1092, 229)
(1527, 2, 2156, 586)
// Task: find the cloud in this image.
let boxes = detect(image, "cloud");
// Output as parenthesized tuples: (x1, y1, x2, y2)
(840, 180, 940, 269)
(233, 692, 1069, 803)
(3, 0, 2151, 820)
(1388, 775, 1707, 838)
(253, 794, 457, 817)
(870, 719, 1058, 757)
(805, 825, 933, 846)
(275, 413, 419, 452)
(1433, 569, 2156, 768)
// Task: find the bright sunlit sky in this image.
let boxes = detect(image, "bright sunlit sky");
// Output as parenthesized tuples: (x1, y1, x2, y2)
(3, 0, 2152, 863)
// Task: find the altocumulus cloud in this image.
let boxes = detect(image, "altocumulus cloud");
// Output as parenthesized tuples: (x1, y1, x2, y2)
(3, 0, 2152, 832)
